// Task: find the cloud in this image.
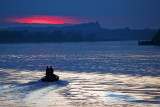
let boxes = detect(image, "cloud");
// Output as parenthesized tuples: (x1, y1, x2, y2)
(1, 15, 90, 24)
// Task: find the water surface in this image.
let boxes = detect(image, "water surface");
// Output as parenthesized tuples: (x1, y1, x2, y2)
(0, 41, 160, 106)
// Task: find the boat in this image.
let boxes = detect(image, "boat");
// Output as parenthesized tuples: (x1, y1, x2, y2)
(41, 74, 59, 82)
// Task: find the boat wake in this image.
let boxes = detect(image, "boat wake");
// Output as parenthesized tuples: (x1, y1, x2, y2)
(0, 80, 69, 106)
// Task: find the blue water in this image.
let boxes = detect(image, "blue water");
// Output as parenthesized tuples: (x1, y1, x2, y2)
(0, 41, 160, 76)
(0, 41, 160, 106)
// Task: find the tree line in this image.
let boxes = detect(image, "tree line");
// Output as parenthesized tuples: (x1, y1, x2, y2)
(0, 30, 96, 43)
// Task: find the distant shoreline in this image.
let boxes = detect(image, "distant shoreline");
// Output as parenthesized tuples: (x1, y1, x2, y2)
(0, 40, 140, 44)
(0, 22, 157, 44)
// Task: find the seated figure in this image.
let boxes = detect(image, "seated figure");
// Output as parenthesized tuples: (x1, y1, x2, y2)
(42, 66, 59, 82)
(50, 66, 54, 75)
(46, 66, 50, 77)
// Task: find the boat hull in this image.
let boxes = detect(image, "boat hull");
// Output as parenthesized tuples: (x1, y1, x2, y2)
(41, 74, 59, 82)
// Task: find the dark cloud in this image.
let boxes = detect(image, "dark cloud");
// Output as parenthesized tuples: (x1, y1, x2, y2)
(0, 0, 160, 28)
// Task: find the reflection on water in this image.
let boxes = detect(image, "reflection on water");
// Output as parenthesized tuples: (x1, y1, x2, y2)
(0, 69, 160, 106)
(106, 94, 135, 101)
(57, 71, 160, 106)
(0, 41, 160, 106)
(0, 41, 160, 76)
(0, 68, 69, 106)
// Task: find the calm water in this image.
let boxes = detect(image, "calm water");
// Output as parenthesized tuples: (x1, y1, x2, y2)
(0, 41, 160, 106)
(0, 41, 160, 75)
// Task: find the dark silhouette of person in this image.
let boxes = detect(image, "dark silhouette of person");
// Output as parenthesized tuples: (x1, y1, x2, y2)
(50, 66, 54, 75)
(42, 66, 59, 81)
(46, 66, 50, 77)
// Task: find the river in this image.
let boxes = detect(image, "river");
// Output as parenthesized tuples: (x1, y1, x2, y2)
(0, 41, 160, 106)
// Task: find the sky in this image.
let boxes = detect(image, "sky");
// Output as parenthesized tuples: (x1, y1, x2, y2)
(0, 0, 160, 29)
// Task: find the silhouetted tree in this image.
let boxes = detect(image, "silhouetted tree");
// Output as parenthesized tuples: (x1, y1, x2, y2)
(51, 30, 64, 42)
(0, 31, 11, 42)
(152, 29, 160, 45)
(64, 31, 84, 41)
(86, 33, 95, 41)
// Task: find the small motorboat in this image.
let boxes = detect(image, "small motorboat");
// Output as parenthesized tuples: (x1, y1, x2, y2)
(41, 74, 59, 82)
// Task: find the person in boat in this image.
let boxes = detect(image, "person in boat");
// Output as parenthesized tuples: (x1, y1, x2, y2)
(46, 66, 50, 77)
(42, 66, 59, 81)
(50, 66, 54, 76)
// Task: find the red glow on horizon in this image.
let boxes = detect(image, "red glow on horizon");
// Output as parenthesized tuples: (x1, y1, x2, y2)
(4, 15, 85, 24)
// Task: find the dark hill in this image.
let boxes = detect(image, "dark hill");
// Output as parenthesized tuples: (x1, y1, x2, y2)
(152, 29, 160, 45)
(139, 29, 160, 45)
(0, 22, 158, 43)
